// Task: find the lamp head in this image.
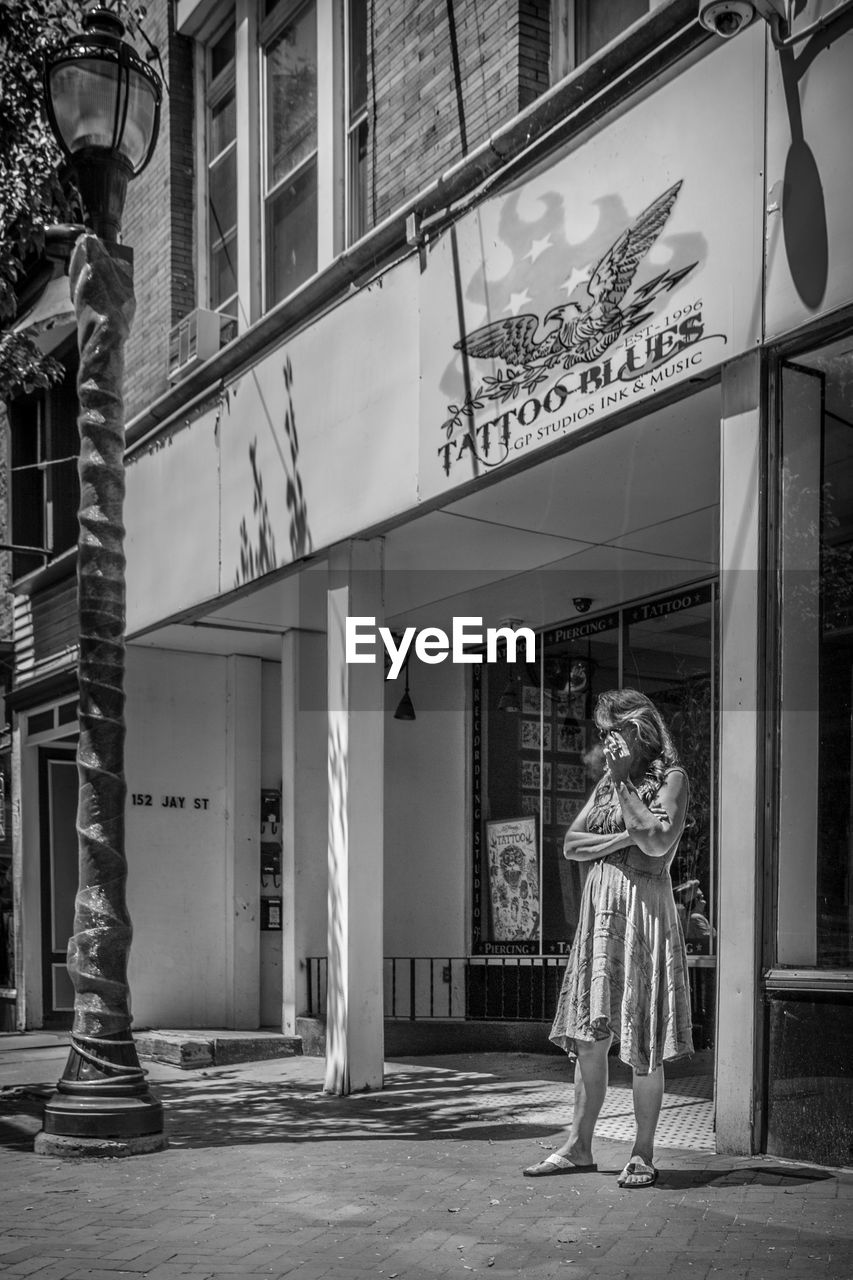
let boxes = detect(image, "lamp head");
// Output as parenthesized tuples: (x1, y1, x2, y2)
(44, 5, 162, 241)
(394, 689, 416, 721)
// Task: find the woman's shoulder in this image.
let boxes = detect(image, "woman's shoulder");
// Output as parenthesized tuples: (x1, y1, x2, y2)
(640, 761, 688, 802)
(656, 764, 689, 793)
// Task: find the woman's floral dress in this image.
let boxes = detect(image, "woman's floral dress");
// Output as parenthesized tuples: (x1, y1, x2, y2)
(549, 765, 694, 1073)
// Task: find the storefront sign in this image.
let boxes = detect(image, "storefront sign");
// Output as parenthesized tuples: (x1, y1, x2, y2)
(419, 27, 763, 500)
(624, 582, 713, 625)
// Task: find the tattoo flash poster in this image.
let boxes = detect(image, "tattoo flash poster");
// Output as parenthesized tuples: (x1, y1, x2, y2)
(486, 817, 540, 942)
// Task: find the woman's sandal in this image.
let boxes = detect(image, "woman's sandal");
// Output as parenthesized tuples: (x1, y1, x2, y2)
(617, 1155, 659, 1189)
(523, 1153, 598, 1177)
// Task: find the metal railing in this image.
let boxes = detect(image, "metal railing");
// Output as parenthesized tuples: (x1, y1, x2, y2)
(303, 955, 568, 1022)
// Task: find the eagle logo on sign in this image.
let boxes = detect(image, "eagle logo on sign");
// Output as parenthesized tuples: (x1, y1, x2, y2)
(456, 181, 692, 370)
(444, 181, 697, 436)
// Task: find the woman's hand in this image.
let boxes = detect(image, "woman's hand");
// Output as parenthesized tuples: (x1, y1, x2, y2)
(603, 731, 632, 787)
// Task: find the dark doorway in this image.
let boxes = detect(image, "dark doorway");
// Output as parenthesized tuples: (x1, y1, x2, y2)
(39, 748, 77, 1028)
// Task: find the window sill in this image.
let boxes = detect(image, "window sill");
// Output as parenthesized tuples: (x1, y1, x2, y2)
(764, 968, 853, 995)
(11, 547, 77, 598)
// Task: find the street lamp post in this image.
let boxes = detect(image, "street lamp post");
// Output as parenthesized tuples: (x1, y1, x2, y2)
(34, 3, 166, 1158)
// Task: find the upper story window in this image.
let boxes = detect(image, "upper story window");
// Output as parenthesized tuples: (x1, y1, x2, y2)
(263, 0, 319, 307)
(346, 0, 368, 243)
(206, 21, 239, 320)
(8, 343, 79, 581)
(197, 1, 348, 325)
(551, 0, 652, 80)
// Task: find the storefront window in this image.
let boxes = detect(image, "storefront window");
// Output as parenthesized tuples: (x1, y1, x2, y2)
(778, 339, 853, 969)
(473, 583, 717, 959)
(623, 584, 717, 956)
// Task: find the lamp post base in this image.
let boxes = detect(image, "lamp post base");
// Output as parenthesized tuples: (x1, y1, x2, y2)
(35, 1088, 167, 1158)
(34, 1128, 168, 1159)
(33, 1035, 167, 1158)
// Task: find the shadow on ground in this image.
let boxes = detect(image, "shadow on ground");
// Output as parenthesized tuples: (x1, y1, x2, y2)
(0, 1085, 53, 1150)
(155, 1067, 566, 1149)
(660, 1165, 836, 1189)
(0, 1053, 715, 1153)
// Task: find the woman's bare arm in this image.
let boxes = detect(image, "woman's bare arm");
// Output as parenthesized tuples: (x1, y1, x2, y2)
(562, 784, 631, 861)
(613, 769, 688, 859)
(563, 828, 633, 862)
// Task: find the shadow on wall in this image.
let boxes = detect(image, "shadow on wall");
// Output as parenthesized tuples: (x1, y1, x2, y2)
(777, 5, 853, 310)
(235, 355, 313, 587)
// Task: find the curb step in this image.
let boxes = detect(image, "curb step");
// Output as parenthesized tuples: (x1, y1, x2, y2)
(135, 1030, 303, 1070)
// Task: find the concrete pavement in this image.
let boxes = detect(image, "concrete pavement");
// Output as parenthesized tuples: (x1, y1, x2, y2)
(1, 1033, 851, 1279)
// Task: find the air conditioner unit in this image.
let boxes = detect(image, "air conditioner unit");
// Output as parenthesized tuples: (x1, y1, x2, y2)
(167, 308, 231, 381)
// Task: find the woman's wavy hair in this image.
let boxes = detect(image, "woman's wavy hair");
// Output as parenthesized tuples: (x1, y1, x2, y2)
(593, 688, 680, 780)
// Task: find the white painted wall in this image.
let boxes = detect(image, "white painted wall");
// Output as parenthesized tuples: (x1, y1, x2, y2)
(125, 646, 262, 1029)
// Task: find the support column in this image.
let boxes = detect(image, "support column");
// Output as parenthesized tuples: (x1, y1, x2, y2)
(325, 540, 385, 1095)
(715, 350, 764, 1154)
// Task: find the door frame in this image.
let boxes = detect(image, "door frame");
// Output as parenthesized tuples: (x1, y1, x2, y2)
(38, 745, 78, 1029)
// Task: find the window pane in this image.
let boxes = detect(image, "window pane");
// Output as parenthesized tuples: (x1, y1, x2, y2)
(266, 159, 318, 305)
(210, 236, 238, 312)
(348, 118, 368, 243)
(48, 369, 80, 557)
(210, 24, 235, 80)
(538, 621, 620, 952)
(9, 348, 80, 576)
(575, 0, 648, 62)
(348, 0, 368, 118)
(476, 617, 620, 954)
(209, 148, 237, 240)
(10, 394, 44, 578)
(622, 584, 717, 956)
(778, 346, 853, 969)
(778, 343, 853, 968)
(266, 2, 318, 187)
(210, 90, 236, 159)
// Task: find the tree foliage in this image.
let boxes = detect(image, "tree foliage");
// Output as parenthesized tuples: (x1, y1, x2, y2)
(0, 0, 81, 399)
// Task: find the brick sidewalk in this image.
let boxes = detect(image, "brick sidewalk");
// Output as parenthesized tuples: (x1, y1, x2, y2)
(1, 1047, 851, 1279)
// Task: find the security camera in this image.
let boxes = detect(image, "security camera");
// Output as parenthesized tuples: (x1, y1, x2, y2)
(698, 1, 756, 38)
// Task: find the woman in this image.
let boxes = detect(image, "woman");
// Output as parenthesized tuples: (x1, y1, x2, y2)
(523, 688, 693, 1189)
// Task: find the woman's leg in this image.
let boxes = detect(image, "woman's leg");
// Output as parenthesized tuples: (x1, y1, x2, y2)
(555, 1034, 612, 1164)
(631, 1064, 664, 1163)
